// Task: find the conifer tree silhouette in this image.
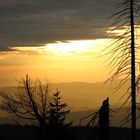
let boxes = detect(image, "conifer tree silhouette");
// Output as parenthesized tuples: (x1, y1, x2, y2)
(48, 90, 71, 127)
(47, 90, 71, 140)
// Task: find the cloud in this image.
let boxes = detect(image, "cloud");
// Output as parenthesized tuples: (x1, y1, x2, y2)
(0, 0, 116, 52)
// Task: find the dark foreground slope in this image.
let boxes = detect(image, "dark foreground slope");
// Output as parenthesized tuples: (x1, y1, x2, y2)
(0, 125, 140, 140)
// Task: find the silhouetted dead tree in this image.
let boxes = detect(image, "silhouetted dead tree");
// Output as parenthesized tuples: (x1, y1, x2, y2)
(0, 74, 49, 127)
(105, 0, 140, 139)
(99, 98, 109, 140)
(80, 98, 110, 140)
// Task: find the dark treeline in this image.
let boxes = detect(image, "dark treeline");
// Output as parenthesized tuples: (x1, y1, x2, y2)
(0, 124, 140, 140)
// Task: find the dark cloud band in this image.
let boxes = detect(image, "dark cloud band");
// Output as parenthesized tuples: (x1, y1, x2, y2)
(0, 0, 116, 52)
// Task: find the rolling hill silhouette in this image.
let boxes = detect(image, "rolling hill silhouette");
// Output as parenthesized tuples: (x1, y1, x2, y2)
(0, 80, 137, 127)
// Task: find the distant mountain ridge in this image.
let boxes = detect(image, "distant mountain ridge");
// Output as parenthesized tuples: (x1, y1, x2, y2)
(0, 81, 133, 127)
(0, 81, 129, 110)
(48, 81, 129, 110)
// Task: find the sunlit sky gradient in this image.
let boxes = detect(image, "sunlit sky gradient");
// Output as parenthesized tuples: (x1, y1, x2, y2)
(0, 0, 127, 87)
(0, 39, 113, 86)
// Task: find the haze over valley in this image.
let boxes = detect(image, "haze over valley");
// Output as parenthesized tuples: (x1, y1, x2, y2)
(0, 81, 132, 127)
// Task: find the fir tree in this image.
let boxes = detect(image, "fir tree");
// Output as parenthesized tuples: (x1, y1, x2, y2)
(48, 90, 71, 128)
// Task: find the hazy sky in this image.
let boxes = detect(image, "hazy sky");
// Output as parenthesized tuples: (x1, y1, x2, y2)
(0, 0, 118, 86)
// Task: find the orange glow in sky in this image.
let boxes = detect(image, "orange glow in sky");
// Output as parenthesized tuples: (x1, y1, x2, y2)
(0, 39, 113, 86)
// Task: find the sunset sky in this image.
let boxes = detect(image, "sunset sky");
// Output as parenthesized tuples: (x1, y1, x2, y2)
(0, 0, 119, 87)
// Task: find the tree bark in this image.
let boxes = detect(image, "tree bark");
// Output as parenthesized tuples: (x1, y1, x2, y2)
(130, 0, 136, 140)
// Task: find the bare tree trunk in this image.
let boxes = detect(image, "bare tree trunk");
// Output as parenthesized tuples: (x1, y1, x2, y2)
(130, 0, 136, 139)
(99, 98, 109, 140)
(106, 0, 138, 139)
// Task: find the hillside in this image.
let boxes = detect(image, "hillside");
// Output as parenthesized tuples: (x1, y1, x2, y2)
(0, 81, 133, 127)
(49, 81, 129, 110)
